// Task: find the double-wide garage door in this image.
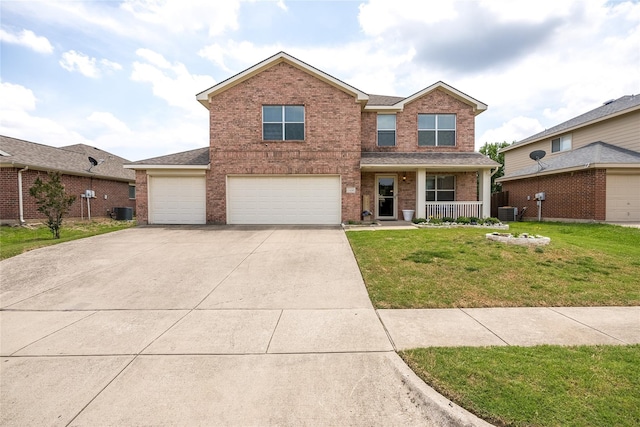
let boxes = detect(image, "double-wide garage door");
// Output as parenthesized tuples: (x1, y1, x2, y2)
(606, 174, 640, 221)
(227, 176, 341, 225)
(149, 176, 206, 224)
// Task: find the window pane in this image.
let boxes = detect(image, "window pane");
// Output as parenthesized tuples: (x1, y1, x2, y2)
(377, 114, 396, 130)
(418, 130, 435, 146)
(263, 106, 282, 122)
(128, 185, 136, 199)
(438, 175, 455, 190)
(426, 191, 436, 201)
(552, 138, 560, 152)
(438, 191, 455, 201)
(438, 130, 456, 146)
(285, 123, 304, 140)
(378, 130, 396, 146)
(263, 123, 283, 140)
(438, 114, 455, 129)
(561, 135, 571, 151)
(418, 114, 435, 130)
(426, 176, 436, 190)
(285, 106, 304, 122)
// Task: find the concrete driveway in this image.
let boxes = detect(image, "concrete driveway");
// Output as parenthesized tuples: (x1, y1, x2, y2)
(0, 226, 484, 426)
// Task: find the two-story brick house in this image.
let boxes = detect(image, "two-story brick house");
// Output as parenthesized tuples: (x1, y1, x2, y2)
(127, 52, 498, 225)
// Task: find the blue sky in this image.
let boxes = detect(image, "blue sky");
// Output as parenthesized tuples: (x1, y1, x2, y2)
(1, 0, 639, 161)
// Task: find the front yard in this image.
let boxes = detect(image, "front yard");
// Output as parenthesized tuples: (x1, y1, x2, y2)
(347, 222, 640, 426)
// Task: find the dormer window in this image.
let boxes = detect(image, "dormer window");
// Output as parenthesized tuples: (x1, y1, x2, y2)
(551, 134, 571, 153)
(418, 114, 456, 146)
(377, 114, 396, 146)
(263, 105, 304, 140)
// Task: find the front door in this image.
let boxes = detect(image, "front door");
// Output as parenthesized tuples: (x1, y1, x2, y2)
(376, 175, 396, 219)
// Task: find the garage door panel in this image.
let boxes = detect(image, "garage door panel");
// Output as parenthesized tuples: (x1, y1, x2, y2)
(606, 174, 640, 221)
(150, 176, 206, 224)
(227, 176, 341, 225)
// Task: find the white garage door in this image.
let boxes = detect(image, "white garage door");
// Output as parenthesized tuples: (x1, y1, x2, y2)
(606, 174, 640, 221)
(227, 176, 341, 225)
(149, 176, 206, 224)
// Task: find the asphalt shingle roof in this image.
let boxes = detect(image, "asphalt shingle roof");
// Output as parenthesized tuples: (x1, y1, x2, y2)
(367, 94, 405, 106)
(127, 147, 210, 166)
(509, 95, 640, 148)
(0, 135, 134, 181)
(361, 151, 499, 167)
(501, 141, 640, 180)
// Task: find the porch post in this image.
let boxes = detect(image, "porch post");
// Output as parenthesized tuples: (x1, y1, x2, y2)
(417, 168, 426, 218)
(479, 168, 492, 218)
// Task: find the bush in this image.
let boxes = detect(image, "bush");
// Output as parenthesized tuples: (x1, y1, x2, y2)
(429, 217, 443, 225)
(484, 217, 501, 225)
(456, 216, 471, 224)
(469, 216, 481, 224)
(412, 217, 427, 224)
(442, 217, 455, 223)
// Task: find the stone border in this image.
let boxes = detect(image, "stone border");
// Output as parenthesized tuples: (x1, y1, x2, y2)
(485, 232, 550, 246)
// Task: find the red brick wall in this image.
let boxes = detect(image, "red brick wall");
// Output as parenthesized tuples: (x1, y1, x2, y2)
(134, 170, 148, 225)
(502, 169, 606, 221)
(362, 88, 477, 152)
(0, 168, 134, 223)
(207, 62, 362, 223)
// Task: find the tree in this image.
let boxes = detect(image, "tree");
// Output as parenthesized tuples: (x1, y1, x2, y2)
(480, 141, 512, 193)
(29, 172, 76, 239)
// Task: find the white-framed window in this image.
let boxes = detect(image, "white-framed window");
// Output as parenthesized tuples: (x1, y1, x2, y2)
(128, 184, 136, 199)
(551, 134, 571, 153)
(263, 105, 305, 140)
(377, 114, 396, 146)
(426, 175, 455, 201)
(418, 114, 456, 146)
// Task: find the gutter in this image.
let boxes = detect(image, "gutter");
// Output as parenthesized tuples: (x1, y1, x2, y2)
(18, 166, 28, 225)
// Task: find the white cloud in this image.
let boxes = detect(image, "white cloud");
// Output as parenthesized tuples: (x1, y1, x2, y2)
(0, 28, 54, 54)
(478, 116, 544, 145)
(87, 112, 130, 133)
(0, 81, 37, 112)
(131, 49, 215, 115)
(276, 0, 288, 12)
(359, 0, 458, 36)
(59, 50, 122, 78)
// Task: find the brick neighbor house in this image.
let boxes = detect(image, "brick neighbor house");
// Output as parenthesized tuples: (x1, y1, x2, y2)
(0, 135, 136, 224)
(126, 52, 499, 225)
(497, 95, 640, 222)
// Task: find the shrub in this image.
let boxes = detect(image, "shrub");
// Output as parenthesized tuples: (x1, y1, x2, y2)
(469, 216, 481, 224)
(429, 217, 443, 225)
(484, 217, 501, 225)
(29, 172, 76, 239)
(456, 216, 471, 224)
(442, 216, 455, 223)
(412, 217, 427, 224)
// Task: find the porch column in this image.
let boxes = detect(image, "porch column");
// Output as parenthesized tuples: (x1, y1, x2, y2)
(479, 168, 492, 218)
(417, 168, 426, 218)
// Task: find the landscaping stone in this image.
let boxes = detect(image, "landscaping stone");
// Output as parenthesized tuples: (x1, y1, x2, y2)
(485, 232, 550, 246)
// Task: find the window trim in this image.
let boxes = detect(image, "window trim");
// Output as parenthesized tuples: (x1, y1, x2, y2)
(551, 134, 572, 153)
(426, 174, 456, 202)
(418, 114, 456, 147)
(377, 114, 396, 147)
(262, 105, 305, 141)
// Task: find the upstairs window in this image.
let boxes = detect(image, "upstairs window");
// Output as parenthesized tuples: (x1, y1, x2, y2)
(426, 175, 455, 201)
(551, 134, 571, 153)
(263, 105, 304, 140)
(377, 114, 396, 146)
(418, 114, 456, 146)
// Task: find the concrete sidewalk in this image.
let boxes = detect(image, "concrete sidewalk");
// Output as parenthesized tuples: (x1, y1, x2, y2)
(379, 306, 640, 350)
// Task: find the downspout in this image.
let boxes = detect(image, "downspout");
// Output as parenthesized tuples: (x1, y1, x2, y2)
(18, 166, 29, 225)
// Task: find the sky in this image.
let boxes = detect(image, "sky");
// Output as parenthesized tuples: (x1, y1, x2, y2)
(1, 0, 639, 161)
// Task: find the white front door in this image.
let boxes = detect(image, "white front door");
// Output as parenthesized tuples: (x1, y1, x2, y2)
(376, 175, 397, 219)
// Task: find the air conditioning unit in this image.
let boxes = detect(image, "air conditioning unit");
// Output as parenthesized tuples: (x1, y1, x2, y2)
(498, 206, 518, 222)
(85, 190, 95, 198)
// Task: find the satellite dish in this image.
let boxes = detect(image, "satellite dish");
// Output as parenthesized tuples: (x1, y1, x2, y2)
(529, 150, 546, 161)
(88, 156, 98, 166)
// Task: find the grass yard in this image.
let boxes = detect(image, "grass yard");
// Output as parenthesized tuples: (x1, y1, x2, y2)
(401, 345, 640, 427)
(0, 220, 135, 260)
(346, 222, 640, 308)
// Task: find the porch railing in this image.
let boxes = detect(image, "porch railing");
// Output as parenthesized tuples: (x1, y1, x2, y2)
(425, 202, 483, 219)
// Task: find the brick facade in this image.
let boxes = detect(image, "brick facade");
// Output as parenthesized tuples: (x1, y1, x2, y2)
(207, 62, 362, 223)
(0, 168, 134, 223)
(502, 169, 607, 221)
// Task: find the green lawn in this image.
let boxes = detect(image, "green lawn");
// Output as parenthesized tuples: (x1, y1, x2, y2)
(401, 345, 640, 427)
(0, 220, 135, 260)
(346, 222, 640, 308)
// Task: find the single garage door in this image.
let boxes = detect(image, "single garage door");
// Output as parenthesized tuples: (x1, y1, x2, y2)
(606, 174, 640, 221)
(227, 176, 341, 225)
(149, 176, 206, 224)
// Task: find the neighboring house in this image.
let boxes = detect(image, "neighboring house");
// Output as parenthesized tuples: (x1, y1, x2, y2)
(0, 135, 136, 224)
(497, 95, 640, 222)
(126, 52, 498, 225)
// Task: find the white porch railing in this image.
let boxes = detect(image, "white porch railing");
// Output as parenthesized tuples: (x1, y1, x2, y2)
(425, 202, 484, 219)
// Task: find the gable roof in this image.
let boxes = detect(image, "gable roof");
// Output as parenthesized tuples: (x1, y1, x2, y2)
(125, 147, 210, 169)
(365, 81, 487, 115)
(502, 95, 640, 153)
(498, 141, 640, 182)
(196, 51, 369, 108)
(0, 135, 134, 182)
